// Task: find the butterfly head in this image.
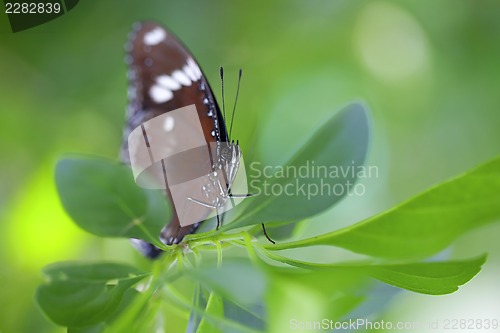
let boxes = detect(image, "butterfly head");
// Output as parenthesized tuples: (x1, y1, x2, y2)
(217, 140, 241, 190)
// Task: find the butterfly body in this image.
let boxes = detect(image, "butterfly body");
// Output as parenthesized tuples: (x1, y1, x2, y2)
(190, 142, 243, 211)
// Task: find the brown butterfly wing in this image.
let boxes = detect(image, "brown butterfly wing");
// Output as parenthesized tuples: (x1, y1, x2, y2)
(121, 22, 227, 257)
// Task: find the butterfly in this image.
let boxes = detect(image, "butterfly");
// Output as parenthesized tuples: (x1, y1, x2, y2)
(120, 22, 271, 258)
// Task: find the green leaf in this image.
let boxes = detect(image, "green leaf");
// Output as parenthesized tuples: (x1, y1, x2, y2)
(68, 324, 106, 333)
(35, 262, 148, 327)
(266, 265, 369, 330)
(185, 280, 264, 333)
(188, 258, 267, 307)
(102, 283, 159, 333)
(222, 300, 266, 333)
(369, 255, 487, 295)
(269, 156, 500, 259)
(222, 102, 370, 231)
(265, 254, 486, 296)
(55, 155, 170, 247)
(196, 292, 224, 333)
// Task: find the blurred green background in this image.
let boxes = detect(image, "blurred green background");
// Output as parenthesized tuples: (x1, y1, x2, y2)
(1, 1, 500, 332)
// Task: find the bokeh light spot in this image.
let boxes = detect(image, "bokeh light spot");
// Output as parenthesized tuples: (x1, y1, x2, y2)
(4, 161, 86, 271)
(354, 1, 431, 83)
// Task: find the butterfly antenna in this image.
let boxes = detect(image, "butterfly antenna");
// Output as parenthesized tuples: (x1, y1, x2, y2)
(219, 66, 227, 128)
(229, 68, 242, 139)
(262, 223, 275, 244)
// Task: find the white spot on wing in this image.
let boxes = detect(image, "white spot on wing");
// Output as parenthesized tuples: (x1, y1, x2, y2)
(164, 116, 175, 132)
(188, 58, 202, 79)
(157, 75, 181, 90)
(172, 70, 191, 86)
(144, 27, 166, 46)
(183, 64, 197, 81)
(149, 85, 173, 103)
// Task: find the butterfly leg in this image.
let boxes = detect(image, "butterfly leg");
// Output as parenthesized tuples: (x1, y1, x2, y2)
(228, 193, 255, 198)
(261, 223, 275, 244)
(170, 224, 181, 244)
(216, 206, 221, 230)
(216, 193, 254, 230)
(187, 196, 216, 209)
(215, 185, 237, 230)
(187, 197, 224, 230)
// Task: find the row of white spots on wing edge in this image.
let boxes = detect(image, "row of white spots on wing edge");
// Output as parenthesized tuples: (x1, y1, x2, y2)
(149, 58, 203, 103)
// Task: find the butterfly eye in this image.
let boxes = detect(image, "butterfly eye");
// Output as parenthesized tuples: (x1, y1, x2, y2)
(220, 147, 232, 160)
